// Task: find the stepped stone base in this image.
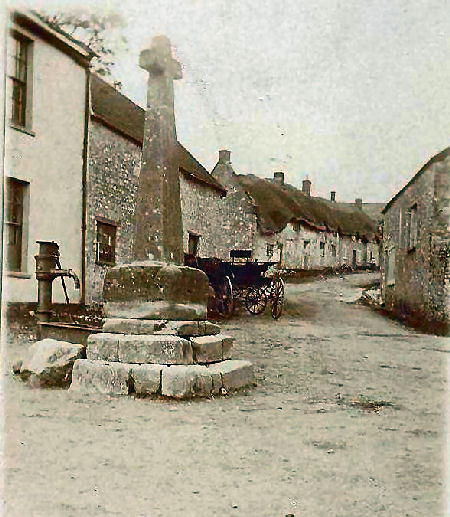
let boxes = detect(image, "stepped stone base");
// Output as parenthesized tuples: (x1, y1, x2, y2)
(102, 318, 221, 337)
(68, 261, 255, 400)
(69, 359, 255, 399)
(87, 331, 233, 365)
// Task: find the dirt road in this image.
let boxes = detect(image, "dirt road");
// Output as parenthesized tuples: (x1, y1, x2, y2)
(2, 273, 449, 516)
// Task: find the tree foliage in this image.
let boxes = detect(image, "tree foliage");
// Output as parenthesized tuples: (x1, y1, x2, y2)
(39, 10, 127, 89)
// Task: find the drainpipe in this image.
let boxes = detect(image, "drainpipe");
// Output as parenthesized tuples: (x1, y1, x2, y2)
(80, 68, 90, 305)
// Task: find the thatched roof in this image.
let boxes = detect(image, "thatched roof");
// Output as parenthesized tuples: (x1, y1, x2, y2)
(319, 199, 385, 223)
(90, 74, 226, 195)
(236, 174, 379, 240)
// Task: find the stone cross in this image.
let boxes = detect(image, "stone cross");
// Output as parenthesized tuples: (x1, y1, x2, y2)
(133, 35, 184, 264)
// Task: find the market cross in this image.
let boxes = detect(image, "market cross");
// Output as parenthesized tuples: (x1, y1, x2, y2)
(134, 35, 184, 263)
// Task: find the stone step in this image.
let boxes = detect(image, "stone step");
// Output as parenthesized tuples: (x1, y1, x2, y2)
(102, 318, 221, 337)
(69, 359, 132, 395)
(155, 320, 221, 337)
(87, 331, 231, 365)
(69, 359, 255, 399)
(87, 333, 193, 365)
(190, 333, 234, 363)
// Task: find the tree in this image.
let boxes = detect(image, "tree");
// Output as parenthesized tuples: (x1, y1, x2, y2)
(38, 10, 127, 89)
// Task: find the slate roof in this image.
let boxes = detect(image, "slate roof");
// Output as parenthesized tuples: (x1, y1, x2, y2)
(90, 74, 226, 194)
(236, 174, 379, 240)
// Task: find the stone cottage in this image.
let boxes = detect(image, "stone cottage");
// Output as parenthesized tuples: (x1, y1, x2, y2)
(381, 147, 449, 334)
(87, 80, 380, 301)
(211, 153, 380, 270)
(87, 77, 380, 303)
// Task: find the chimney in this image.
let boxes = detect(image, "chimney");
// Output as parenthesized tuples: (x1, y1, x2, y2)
(302, 179, 311, 197)
(273, 171, 284, 185)
(330, 191, 336, 202)
(355, 198, 363, 210)
(218, 149, 231, 164)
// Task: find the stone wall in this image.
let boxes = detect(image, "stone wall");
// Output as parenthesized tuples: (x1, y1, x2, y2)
(382, 153, 449, 333)
(86, 132, 382, 303)
(180, 176, 255, 260)
(253, 223, 379, 270)
(87, 123, 256, 301)
(86, 120, 141, 302)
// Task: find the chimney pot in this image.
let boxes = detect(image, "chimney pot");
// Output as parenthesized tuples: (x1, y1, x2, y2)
(330, 191, 336, 202)
(218, 150, 231, 164)
(273, 171, 284, 185)
(302, 179, 311, 197)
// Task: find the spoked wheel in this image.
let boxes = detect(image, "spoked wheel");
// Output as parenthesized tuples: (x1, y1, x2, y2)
(244, 286, 267, 315)
(216, 276, 234, 318)
(270, 278, 285, 319)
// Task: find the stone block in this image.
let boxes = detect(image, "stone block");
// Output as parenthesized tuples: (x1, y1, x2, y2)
(118, 334, 193, 364)
(87, 333, 119, 361)
(18, 339, 85, 388)
(104, 301, 207, 321)
(161, 365, 221, 398)
(190, 334, 223, 363)
(190, 333, 234, 363)
(222, 335, 234, 360)
(69, 359, 132, 395)
(103, 261, 209, 305)
(131, 364, 162, 395)
(102, 318, 165, 335)
(154, 320, 221, 337)
(207, 360, 255, 391)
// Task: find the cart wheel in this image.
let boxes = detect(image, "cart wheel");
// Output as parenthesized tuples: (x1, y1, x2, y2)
(245, 286, 267, 315)
(271, 278, 285, 319)
(217, 276, 234, 318)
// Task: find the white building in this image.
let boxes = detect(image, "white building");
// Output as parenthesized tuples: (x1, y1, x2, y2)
(4, 10, 93, 304)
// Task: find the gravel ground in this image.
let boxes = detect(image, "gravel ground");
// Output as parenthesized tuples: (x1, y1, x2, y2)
(1, 272, 449, 516)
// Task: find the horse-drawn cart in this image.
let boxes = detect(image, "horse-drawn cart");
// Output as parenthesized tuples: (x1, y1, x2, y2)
(185, 250, 285, 319)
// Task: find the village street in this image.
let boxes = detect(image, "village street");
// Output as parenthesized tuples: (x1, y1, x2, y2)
(3, 272, 449, 517)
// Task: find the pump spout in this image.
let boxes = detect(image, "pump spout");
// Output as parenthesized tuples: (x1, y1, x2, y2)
(50, 268, 80, 288)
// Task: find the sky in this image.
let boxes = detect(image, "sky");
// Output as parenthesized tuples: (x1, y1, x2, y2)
(15, 0, 450, 203)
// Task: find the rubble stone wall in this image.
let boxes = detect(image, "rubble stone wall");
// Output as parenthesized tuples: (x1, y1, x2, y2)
(252, 224, 379, 270)
(382, 155, 449, 333)
(180, 177, 255, 260)
(86, 121, 141, 302)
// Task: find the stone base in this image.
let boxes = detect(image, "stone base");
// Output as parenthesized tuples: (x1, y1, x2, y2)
(102, 318, 221, 337)
(87, 331, 233, 365)
(67, 260, 255, 400)
(69, 359, 255, 399)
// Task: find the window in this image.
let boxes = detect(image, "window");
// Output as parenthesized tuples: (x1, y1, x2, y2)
(406, 204, 418, 250)
(266, 243, 275, 258)
(292, 221, 301, 232)
(303, 240, 310, 249)
(188, 233, 200, 256)
(8, 33, 31, 128)
(330, 244, 337, 257)
(96, 220, 117, 265)
(5, 178, 29, 272)
(320, 241, 325, 257)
